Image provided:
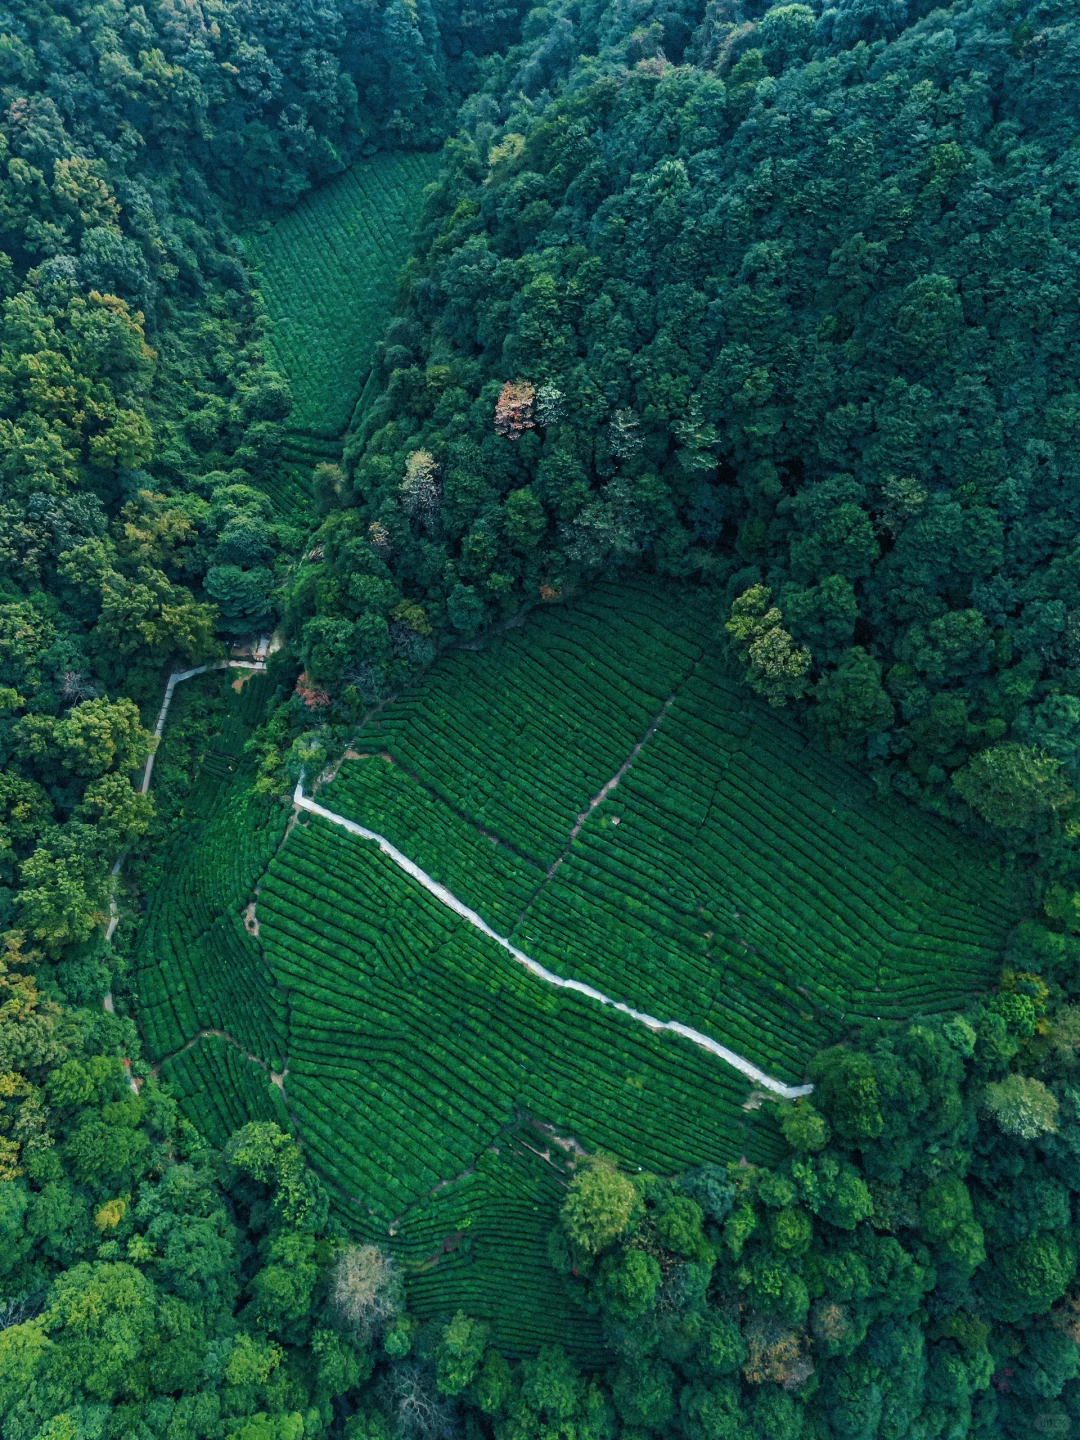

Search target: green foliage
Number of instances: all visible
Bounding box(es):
[474,1347,512,1412]
[985,1234,1077,1324]
[983,1074,1060,1140]
[224,1122,329,1232]
[17,697,151,779]
[810,648,894,755]
[612,1357,675,1429]
[248,153,443,441]
[953,744,1075,830]
[276,0,1080,836]
[779,1101,830,1154]
[17,827,112,955]
[8,2,1080,1438]
[698,1316,747,1377]
[808,1048,884,1144]
[561,1158,641,1256]
[654,1193,709,1259]
[920,1174,974,1244]
[507,1344,591,1432]
[247,1228,321,1331]
[726,586,811,708]
[594,1248,662,1321]
[434,1310,490,1395]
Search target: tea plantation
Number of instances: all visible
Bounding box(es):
[135,584,1025,1354]
[246,151,440,441]
[136,670,290,1133]
[242,150,439,517]
[10,0,1080,1426]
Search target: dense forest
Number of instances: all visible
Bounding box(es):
[4,0,1080,1437]
[303,0,1080,842]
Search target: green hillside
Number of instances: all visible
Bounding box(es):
[135,584,1024,1354]
[246,151,440,441]
[14,0,1080,1431]
[327,582,1024,1082]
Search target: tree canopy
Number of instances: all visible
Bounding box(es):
[290,0,1080,844]
[5,0,1080,1436]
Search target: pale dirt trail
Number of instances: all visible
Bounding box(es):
[293,782,814,1101]
[159,1027,287,1090]
[103,657,267,1088]
[104,658,267,943]
[107,654,814,1112]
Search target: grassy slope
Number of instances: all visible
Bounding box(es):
[244,151,439,517]
[135,671,290,1134]
[257,810,763,1358]
[330,581,1023,1082]
[135,584,1025,1357]
[247,150,440,442]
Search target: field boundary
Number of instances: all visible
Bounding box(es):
[543,690,679,884]
[292,782,814,1101]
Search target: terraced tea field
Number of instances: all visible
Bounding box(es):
[135,582,1025,1354]
[246,151,440,441]
[137,669,289,1123]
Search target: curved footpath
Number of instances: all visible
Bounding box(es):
[103,657,267,1090]
[293,782,814,1101]
[105,659,267,944]
[102,655,814,1103]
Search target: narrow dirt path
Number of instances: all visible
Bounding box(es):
[102,654,270,1093]
[158,1027,287,1091]
[553,692,677,874]
[141,657,268,794]
[293,782,813,1101]
[105,656,268,943]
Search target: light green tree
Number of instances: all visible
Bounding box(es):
[953,743,1074,828]
[561,1155,641,1254]
[726,585,811,707]
[983,1074,1059,1139]
[18,827,111,955]
[595,1248,662,1321]
[16,698,153,780]
[434,1311,490,1396]
[779,1098,831,1152]
[75,772,154,845]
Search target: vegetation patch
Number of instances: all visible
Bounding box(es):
[247,152,441,442]
[328,584,1024,1085]
[140,585,1023,1349]
[135,670,288,1069]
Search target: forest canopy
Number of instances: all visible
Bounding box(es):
[297,0,1080,842]
[3,0,1080,1438]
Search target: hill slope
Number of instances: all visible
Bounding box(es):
[135,583,1023,1352]
[247,151,441,441]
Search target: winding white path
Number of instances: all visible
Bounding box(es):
[141,658,268,794]
[107,656,814,1104]
[105,659,267,941]
[293,782,814,1100]
[103,655,268,1085]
